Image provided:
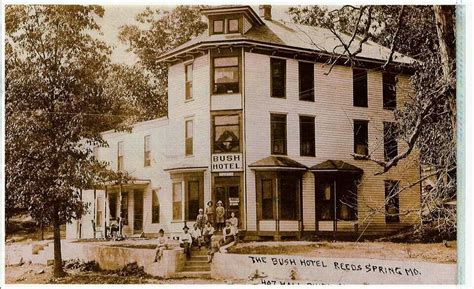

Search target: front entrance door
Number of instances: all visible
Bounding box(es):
[214,176,241,225]
[133,190,143,234]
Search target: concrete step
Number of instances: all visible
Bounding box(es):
[189,256,208,262]
[172,271,212,279]
[183,265,211,272]
[186,260,209,265]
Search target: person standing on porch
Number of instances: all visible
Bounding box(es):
[196,208,207,231]
[215,200,225,231]
[179,225,193,259]
[205,201,215,226]
[229,212,239,239]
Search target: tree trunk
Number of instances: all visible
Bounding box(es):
[433,5,455,82]
[433,5,456,143]
[40,222,44,241]
[52,209,65,277]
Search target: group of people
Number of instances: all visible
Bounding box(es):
[154,200,239,263]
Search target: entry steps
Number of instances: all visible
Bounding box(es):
[173,247,211,279]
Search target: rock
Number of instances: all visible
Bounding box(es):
[36,269,45,274]
[47,259,54,266]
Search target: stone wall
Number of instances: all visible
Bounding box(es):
[211,253,456,284]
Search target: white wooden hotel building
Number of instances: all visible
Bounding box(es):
[66,5,421,240]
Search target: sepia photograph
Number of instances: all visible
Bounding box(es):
[2,1,466,286]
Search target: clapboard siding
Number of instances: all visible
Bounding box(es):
[244,52,420,235]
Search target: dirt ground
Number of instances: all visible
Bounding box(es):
[5,263,229,284]
[229,241,457,264]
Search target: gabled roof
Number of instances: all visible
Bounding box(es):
[310,160,363,173]
[157,17,415,65]
[249,156,307,170]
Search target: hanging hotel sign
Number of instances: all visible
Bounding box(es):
[211,153,243,172]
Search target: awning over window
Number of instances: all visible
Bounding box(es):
[310,160,363,173]
[164,165,208,174]
[249,156,307,171]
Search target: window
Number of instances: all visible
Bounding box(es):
[384,122,398,161]
[354,120,368,156]
[120,192,128,225]
[213,20,224,33]
[185,120,193,156]
[172,183,183,221]
[300,116,315,156]
[261,179,273,220]
[213,57,239,94]
[316,178,333,221]
[271,114,287,155]
[228,19,239,33]
[299,62,314,101]
[383,72,397,109]
[144,135,151,167]
[258,172,301,221]
[185,63,193,100]
[353,68,368,107]
[385,180,400,223]
[279,174,299,220]
[109,193,117,219]
[96,196,103,226]
[152,190,160,223]
[271,58,286,98]
[117,141,124,171]
[213,114,240,153]
[186,180,200,220]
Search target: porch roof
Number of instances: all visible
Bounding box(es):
[310,160,363,173]
[249,156,307,171]
[164,165,208,173]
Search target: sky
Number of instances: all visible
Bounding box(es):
[97,5,294,65]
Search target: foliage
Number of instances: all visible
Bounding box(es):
[5,5,128,276]
[289,5,456,237]
[118,5,207,117]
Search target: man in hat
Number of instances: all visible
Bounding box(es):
[179,225,193,259]
[215,200,226,231]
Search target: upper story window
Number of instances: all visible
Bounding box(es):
[271,58,286,98]
[271,114,287,155]
[213,20,224,34]
[185,120,193,156]
[300,115,315,157]
[383,122,398,161]
[213,114,241,153]
[213,56,239,94]
[299,62,314,101]
[117,141,124,171]
[383,72,397,110]
[144,135,151,167]
[353,68,368,107]
[228,19,239,33]
[185,63,193,100]
[353,120,368,157]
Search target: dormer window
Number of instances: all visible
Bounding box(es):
[228,19,239,33]
[213,20,224,34]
